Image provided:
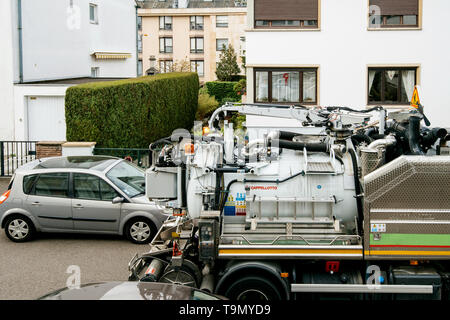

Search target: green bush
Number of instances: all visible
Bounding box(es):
[65,72,199,148]
[205,81,239,105]
[196,93,219,121]
[233,79,246,99]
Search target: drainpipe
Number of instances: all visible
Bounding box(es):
[135,4,139,77]
[18,0,23,83]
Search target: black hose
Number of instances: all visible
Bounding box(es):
[278,131,301,141]
[181,166,187,208]
[348,149,364,236]
[270,139,328,152]
[351,134,373,147]
[408,116,425,155]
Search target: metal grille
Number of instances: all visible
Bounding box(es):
[360,148,385,177]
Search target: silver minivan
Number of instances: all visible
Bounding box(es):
[0,156,169,244]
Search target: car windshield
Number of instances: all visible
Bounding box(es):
[106,161,145,198]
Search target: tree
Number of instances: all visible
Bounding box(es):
[215,44,241,81]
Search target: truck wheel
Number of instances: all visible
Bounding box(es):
[4,215,35,243]
[224,276,283,301]
[125,218,156,244]
[159,260,202,288]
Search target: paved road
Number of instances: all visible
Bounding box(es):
[0,177,148,300]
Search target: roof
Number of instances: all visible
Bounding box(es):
[16,77,129,86]
[31,156,120,172]
[140,0,247,9]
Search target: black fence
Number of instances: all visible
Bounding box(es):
[93,147,151,169]
[0,141,37,177]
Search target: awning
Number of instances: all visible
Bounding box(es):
[92,52,132,60]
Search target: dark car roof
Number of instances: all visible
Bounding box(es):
[33,156,120,172]
[39,281,223,300]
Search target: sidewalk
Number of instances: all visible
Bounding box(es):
[0,177,10,193]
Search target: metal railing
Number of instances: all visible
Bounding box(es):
[0,141,37,176]
[93,147,151,169]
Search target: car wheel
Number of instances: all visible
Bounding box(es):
[125,218,156,244]
[4,215,35,243]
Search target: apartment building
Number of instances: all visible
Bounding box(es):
[245,0,450,129]
[0,0,138,141]
[137,0,247,82]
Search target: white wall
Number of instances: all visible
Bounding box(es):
[19,0,137,82]
[0,0,16,140]
[246,0,450,128]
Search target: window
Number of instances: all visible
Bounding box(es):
[159,16,172,30]
[137,16,142,31]
[190,16,204,30]
[159,60,173,73]
[23,175,39,195]
[216,39,229,51]
[216,16,228,28]
[254,0,319,29]
[33,173,69,198]
[368,67,417,104]
[369,0,419,28]
[254,68,318,104]
[89,3,98,24]
[138,60,143,77]
[191,60,204,77]
[91,67,99,78]
[159,37,173,53]
[138,35,143,53]
[73,174,118,201]
[190,37,204,53]
[106,161,145,198]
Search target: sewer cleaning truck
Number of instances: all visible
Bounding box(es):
[128,98,450,300]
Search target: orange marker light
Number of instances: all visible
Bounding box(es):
[280,273,289,278]
[0,190,11,205]
[202,126,210,136]
[184,143,195,155]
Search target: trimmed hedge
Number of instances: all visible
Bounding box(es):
[65,72,199,148]
[205,81,239,105]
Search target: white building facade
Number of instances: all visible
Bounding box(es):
[0,0,138,141]
[245,0,450,129]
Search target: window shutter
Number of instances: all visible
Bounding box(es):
[370,0,418,16]
[254,0,318,21]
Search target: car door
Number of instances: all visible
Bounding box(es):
[24,172,73,230]
[71,173,121,232]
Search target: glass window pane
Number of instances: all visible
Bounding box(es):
[255,20,269,27]
[100,180,118,201]
[216,39,228,51]
[106,161,145,198]
[197,16,203,23]
[197,38,204,51]
[190,38,195,51]
[386,15,401,25]
[403,15,417,25]
[368,69,382,102]
[35,173,69,198]
[166,16,172,23]
[197,61,204,76]
[369,15,382,27]
[160,38,164,51]
[74,174,100,200]
[272,72,300,102]
[303,71,316,102]
[255,72,269,102]
[401,70,416,103]
[271,20,287,26]
[304,20,317,26]
[384,70,399,102]
[166,38,172,46]
[23,175,39,195]
[159,17,164,29]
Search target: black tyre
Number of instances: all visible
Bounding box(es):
[125,217,156,244]
[4,215,35,243]
[159,259,202,288]
[224,276,283,301]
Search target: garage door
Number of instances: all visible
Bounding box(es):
[27,96,66,141]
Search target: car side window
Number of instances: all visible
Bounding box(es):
[74,173,101,200]
[99,179,119,201]
[33,173,69,198]
[74,173,119,201]
[23,174,39,194]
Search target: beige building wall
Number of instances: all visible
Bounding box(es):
[139,8,247,83]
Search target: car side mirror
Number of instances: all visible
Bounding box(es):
[112,197,124,204]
